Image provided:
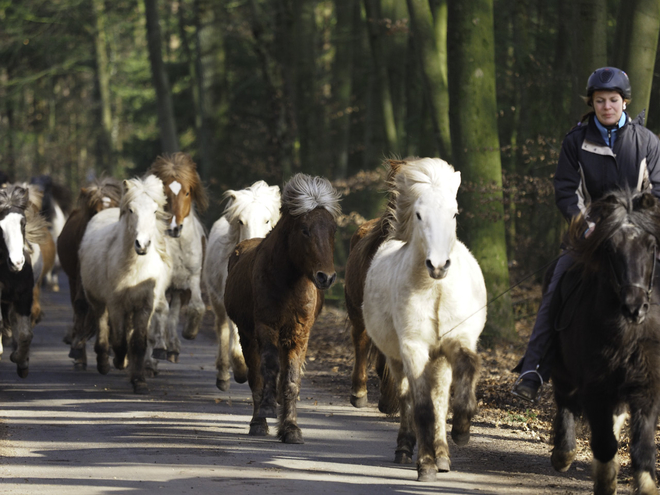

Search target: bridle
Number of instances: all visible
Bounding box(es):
[607,243,657,300]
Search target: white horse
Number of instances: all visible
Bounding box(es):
[203,180,281,391]
[79,175,172,394]
[363,158,487,482]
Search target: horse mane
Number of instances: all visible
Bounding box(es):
[0,184,49,246]
[222,180,281,224]
[78,177,123,214]
[281,173,341,219]
[148,152,209,213]
[390,157,459,242]
[566,188,660,270]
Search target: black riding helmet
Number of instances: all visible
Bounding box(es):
[586,67,632,101]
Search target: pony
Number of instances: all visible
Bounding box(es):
[29,175,72,292]
[146,153,208,369]
[59,177,123,369]
[0,184,49,377]
[549,189,660,495]
[344,158,404,411]
[362,158,487,481]
[79,176,171,394]
[224,173,340,444]
[203,180,281,391]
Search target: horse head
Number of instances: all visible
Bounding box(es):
[281,174,341,291]
[570,189,660,324]
[121,176,168,256]
[393,158,461,280]
[0,185,31,272]
[80,177,122,215]
[147,153,208,238]
[223,181,281,243]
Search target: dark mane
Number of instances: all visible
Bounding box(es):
[78,177,123,215]
[147,152,209,213]
[0,184,49,246]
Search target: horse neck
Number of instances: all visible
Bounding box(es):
[260,216,299,280]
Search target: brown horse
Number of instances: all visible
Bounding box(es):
[224,173,341,444]
[344,158,403,411]
[59,178,123,369]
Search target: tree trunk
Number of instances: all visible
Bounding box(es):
[406,0,451,161]
[614,0,660,119]
[144,0,179,153]
[448,0,514,342]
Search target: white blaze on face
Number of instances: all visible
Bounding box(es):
[102,196,111,208]
[169,181,182,196]
[0,212,25,271]
[169,215,178,229]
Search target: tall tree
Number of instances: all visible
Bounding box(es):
[448,0,514,341]
[613,0,660,119]
[144,0,179,153]
[406,0,451,161]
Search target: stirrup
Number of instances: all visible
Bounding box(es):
[511,369,544,402]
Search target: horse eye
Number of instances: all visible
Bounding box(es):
[129,208,134,214]
[186,191,190,197]
[302,227,310,237]
[265,219,270,224]
[416,212,421,220]
[453,212,458,219]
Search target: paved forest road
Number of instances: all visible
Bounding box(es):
[0,280,594,495]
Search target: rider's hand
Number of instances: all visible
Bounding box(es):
[584,221,596,238]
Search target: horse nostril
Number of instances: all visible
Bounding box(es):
[426,259,434,271]
[444,259,451,269]
[316,272,328,285]
[329,273,337,286]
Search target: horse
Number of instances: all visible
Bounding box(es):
[549,189,660,495]
[79,176,172,394]
[29,175,72,292]
[362,158,486,481]
[0,184,49,377]
[146,153,208,370]
[344,158,403,411]
[204,180,281,391]
[224,173,340,444]
[59,177,123,369]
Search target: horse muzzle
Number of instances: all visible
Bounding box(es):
[8,255,25,273]
[314,271,336,290]
[621,288,650,324]
[134,239,151,255]
[426,258,450,280]
[167,225,183,238]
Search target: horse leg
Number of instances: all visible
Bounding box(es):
[388,359,416,465]
[182,281,205,341]
[585,399,619,495]
[149,302,168,361]
[165,291,182,363]
[213,296,232,390]
[128,308,151,394]
[256,322,280,419]
[551,378,579,472]
[429,357,452,472]
[9,313,33,379]
[229,320,248,383]
[69,292,92,371]
[350,318,370,408]
[628,399,660,495]
[277,337,308,444]
[243,337,268,436]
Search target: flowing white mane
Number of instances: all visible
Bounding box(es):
[223,180,281,224]
[281,173,341,219]
[392,158,460,242]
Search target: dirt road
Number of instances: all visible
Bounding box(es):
[0,281,593,494]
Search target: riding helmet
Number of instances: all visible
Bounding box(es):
[586,67,631,100]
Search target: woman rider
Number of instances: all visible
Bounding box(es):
[512,67,660,401]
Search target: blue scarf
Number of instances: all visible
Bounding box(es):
[594,112,627,149]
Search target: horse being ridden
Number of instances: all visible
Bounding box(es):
[60,177,123,369]
[363,158,486,481]
[224,173,340,444]
[79,176,172,394]
[0,184,49,377]
[204,180,281,391]
[146,153,208,369]
[550,189,660,495]
[344,158,403,411]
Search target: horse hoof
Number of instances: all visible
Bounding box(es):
[417,465,437,482]
[16,364,29,379]
[73,362,87,372]
[166,351,179,364]
[69,347,84,360]
[451,427,470,446]
[151,348,167,361]
[132,380,150,395]
[378,396,398,415]
[233,370,248,384]
[350,394,368,408]
[113,356,126,370]
[216,378,230,392]
[436,457,451,473]
[144,367,159,378]
[97,361,111,375]
[249,421,269,436]
[394,450,413,464]
[182,327,198,340]
[280,427,304,444]
[551,449,576,472]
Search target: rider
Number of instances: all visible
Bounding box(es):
[511,67,660,401]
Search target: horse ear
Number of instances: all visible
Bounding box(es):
[122,179,133,192]
[636,191,658,210]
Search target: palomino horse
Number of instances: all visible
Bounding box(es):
[204,180,281,391]
[0,184,48,377]
[224,173,340,443]
[146,153,208,368]
[60,177,123,369]
[29,175,72,292]
[363,158,486,481]
[344,158,403,411]
[550,189,660,495]
[79,176,172,394]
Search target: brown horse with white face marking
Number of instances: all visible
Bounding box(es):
[224,173,341,444]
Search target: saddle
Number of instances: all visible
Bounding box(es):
[550,261,584,332]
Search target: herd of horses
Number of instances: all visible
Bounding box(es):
[0,155,659,494]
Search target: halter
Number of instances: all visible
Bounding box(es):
[607,244,657,300]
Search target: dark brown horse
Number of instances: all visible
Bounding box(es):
[224,173,341,444]
[58,178,123,369]
[344,158,403,411]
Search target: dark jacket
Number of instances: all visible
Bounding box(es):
[554,112,660,222]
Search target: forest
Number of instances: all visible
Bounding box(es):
[1,0,659,341]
